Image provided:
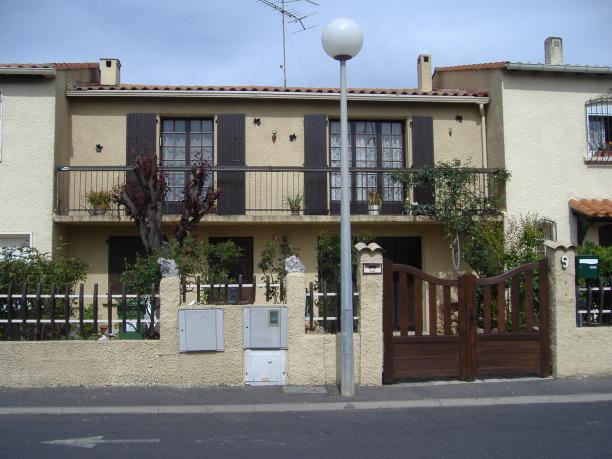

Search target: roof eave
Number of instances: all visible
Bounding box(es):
[506,62,612,75]
[65,89,489,104]
[0,67,56,78]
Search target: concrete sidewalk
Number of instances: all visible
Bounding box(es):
[1,376,612,414]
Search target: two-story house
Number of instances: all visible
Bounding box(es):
[434,37,612,248]
[2,56,502,290]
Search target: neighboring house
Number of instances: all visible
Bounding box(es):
[43,56,498,288]
[434,37,612,247]
[0,62,98,253]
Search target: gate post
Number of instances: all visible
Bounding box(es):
[458,274,477,381]
[356,242,384,386]
[545,241,576,377]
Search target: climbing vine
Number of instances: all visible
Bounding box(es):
[391,160,511,270]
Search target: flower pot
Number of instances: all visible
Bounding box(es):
[290,208,300,216]
[88,207,108,216]
[368,205,380,216]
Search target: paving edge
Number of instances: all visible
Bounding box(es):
[1,393,612,415]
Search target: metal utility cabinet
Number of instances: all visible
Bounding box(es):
[243,307,288,385]
[178,308,224,352]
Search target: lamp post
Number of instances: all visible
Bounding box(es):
[322,17,363,397]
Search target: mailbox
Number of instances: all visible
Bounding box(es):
[243,307,288,349]
[576,255,599,280]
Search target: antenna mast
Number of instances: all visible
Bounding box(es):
[257,0,318,87]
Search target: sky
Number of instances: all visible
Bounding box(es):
[1,0,611,88]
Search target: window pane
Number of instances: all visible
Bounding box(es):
[382,123,391,135]
[392,123,402,135]
[191,120,202,132]
[175,120,186,132]
[190,133,202,146]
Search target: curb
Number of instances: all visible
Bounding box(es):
[1,392,612,415]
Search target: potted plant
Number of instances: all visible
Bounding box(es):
[287,194,303,216]
[367,190,383,215]
[87,190,112,215]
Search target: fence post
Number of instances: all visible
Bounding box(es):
[545,241,576,377]
[284,255,306,385]
[158,258,181,350]
[355,242,384,386]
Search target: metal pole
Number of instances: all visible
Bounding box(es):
[339,58,354,396]
[281,0,287,87]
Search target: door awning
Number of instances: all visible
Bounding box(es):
[569,199,612,245]
[569,199,612,220]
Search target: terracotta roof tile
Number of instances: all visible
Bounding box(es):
[435,62,509,73]
[0,63,98,70]
[71,83,487,97]
[569,199,612,218]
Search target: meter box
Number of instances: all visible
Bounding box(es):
[244,349,287,386]
[178,308,224,352]
[243,307,288,349]
[576,256,599,280]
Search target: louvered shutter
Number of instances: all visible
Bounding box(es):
[217,114,246,215]
[411,116,434,205]
[303,114,328,215]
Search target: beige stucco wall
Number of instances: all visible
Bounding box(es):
[434,69,505,169]
[501,74,612,244]
[548,244,612,377]
[63,220,455,291]
[0,265,376,387]
[0,76,56,253]
[66,97,484,168]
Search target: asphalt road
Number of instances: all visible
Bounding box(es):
[2,402,611,458]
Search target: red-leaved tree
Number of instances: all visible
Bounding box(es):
[175,160,222,245]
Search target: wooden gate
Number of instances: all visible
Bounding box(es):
[382,259,550,383]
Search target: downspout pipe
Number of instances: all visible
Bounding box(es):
[479,103,488,169]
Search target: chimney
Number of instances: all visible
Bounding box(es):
[99,58,121,85]
[544,37,563,65]
[417,54,432,92]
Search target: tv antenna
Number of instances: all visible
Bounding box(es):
[257,0,318,87]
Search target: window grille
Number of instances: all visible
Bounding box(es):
[586,96,612,160]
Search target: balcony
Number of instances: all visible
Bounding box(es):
[54,165,506,223]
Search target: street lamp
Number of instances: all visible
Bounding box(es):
[322,17,363,397]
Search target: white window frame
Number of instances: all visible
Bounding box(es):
[0,232,32,249]
[585,96,612,160]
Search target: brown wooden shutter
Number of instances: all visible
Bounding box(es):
[126,113,157,164]
[217,114,246,215]
[303,114,328,215]
[411,116,434,205]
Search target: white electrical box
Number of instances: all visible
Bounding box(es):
[244,349,286,386]
[178,308,224,352]
[243,307,288,349]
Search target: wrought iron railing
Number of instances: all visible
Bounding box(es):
[54,165,507,216]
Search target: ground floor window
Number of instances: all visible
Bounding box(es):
[0,233,31,249]
[208,237,253,281]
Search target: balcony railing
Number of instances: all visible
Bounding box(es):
[54,165,506,217]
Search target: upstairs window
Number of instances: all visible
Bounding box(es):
[586,97,612,160]
[329,120,404,213]
[161,119,213,202]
